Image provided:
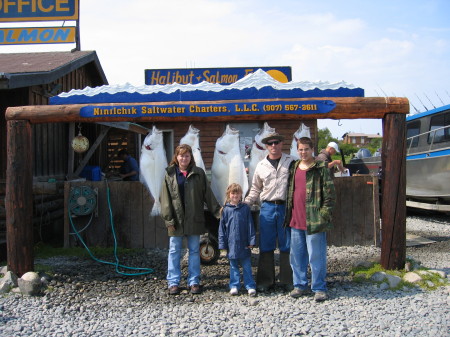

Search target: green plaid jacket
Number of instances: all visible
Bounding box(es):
[284,160,336,234]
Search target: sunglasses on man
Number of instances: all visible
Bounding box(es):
[266,141,280,146]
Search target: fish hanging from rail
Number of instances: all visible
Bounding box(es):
[140,125,168,216]
[179,125,206,172]
[211,125,248,205]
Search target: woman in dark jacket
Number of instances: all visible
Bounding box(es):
[160,144,221,295]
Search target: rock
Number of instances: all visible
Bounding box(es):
[0,271,19,294]
[405,262,412,272]
[353,260,375,269]
[249,299,259,306]
[425,280,435,288]
[379,282,389,290]
[18,271,42,296]
[403,272,422,283]
[371,271,387,282]
[0,282,11,293]
[0,271,18,288]
[0,265,9,275]
[428,269,447,278]
[386,274,402,288]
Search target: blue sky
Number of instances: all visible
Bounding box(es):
[2,0,449,138]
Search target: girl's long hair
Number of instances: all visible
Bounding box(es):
[220,183,243,216]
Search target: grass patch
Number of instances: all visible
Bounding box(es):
[34,243,143,260]
[34,263,54,275]
[351,260,448,291]
[417,271,449,290]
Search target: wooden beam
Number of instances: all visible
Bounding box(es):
[5,97,409,124]
[380,113,407,270]
[96,122,150,135]
[6,120,34,276]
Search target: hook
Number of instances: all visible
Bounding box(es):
[338,120,342,126]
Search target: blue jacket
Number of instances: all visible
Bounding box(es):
[218,202,256,259]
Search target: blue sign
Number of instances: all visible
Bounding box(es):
[145,67,292,85]
[80,100,335,119]
[0,0,79,22]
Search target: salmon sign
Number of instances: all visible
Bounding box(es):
[0,26,75,44]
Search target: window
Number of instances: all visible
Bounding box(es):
[406,120,420,148]
[428,111,450,144]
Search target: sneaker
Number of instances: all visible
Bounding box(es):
[229,287,239,296]
[314,291,328,302]
[248,288,256,297]
[290,287,308,298]
[190,284,202,294]
[168,285,180,295]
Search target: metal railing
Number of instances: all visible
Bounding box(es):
[407,124,450,155]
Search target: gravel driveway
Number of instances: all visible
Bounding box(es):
[1,212,449,336]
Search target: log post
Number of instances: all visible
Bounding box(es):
[380,113,406,269]
[6,120,34,276]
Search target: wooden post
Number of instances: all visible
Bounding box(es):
[6,120,34,276]
[380,113,406,269]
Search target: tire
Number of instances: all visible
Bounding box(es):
[199,238,220,265]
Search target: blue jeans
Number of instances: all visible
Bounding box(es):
[229,256,256,290]
[259,202,290,253]
[167,235,200,288]
[290,228,327,292]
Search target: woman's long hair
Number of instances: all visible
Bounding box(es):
[169,144,196,170]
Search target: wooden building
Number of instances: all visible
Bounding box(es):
[0,51,108,254]
[342,132,383,148]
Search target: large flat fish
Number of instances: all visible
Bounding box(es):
[248,122,275,185]
[211,125,248,205]
[140,125,168,216]
[179,125,206,172]
[290,123,311,160]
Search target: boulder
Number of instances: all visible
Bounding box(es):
[371,271,387,282]
[18,271,42,296]
[0,271,18,293]
[386,274,402,288]
[403,272,422,283]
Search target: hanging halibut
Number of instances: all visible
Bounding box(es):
[211,125,248,205]
[179,125,206,172]
[290,123,311,160]
[140,125,168,216]
[248,122,275,185]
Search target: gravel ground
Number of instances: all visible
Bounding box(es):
[1,212,449,337]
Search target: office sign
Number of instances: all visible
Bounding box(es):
[0,0,79,22]
[0,26,75,44]
[145,66,292,85]
[79,100,335,119]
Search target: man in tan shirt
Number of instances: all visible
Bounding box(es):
[245,132,294,292]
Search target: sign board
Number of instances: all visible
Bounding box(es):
[79,100,335,119]
[0,0,79,22]
[145,67,292,85]
[0,26,75,44]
